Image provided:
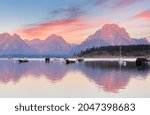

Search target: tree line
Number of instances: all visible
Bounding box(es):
[76,45,150,57]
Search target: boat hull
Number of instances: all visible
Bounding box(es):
[18,60,29,63]
[65,60,75,64]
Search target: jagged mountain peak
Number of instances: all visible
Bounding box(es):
[12,33,21,38]
[86,24,131,45]
[45,34,69,45]
[101,24,130,38]
[0,33,11,40]
[0,32,10,35]
[102,24,122,30]
[25,34,71,56]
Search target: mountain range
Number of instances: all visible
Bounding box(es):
[0,24,149,57]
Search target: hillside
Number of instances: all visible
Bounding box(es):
[75,45,150,58]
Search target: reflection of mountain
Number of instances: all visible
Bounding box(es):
[0,60,149,93]
[75,61,150,93]
[0,61,69,83]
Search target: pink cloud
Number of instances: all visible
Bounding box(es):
[17,19,84,39]
[131,9,150,20]
[17,17,113,43]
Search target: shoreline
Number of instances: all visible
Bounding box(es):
[0,57,137,62]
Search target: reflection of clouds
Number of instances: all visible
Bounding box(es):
[0,61,69,84]
[76,61,150,93]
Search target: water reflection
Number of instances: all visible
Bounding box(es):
[0,61,69,83]
[76,61,150,93]
[0,60,150,93]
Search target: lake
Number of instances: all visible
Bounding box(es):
[0,58,150,98]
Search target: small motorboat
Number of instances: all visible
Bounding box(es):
[77,58,84,62]
[18,58,29,63]
[65,59,76,64]
[136,57,148,66]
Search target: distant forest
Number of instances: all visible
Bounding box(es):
[76,45,150,57]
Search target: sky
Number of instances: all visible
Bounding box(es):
[0,0,150,44]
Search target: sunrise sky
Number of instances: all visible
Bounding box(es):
[0,0,150,44]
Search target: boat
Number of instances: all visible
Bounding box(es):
[77,58,84,62]
[18,58,29,63]
[65,59,76,64]
[45,58,50,63]
[136,57,148,66]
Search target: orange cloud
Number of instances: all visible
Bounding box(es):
[131,9,150,20]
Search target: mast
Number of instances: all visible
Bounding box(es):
[119,36,122,80]
[119,36,122,64]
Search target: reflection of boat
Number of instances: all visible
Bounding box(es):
[65,59,76,64]
[8,58,13,60]
[18,58,29,63]
[77,58,84,62]
[136,57,148,66]
[53,58,61,62]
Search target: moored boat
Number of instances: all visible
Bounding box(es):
[18,58,29,63]
[136,57,148,66]
[45,58,50,63]
[65,59,76,64]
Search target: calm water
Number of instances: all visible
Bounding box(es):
[0,59,150,97]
